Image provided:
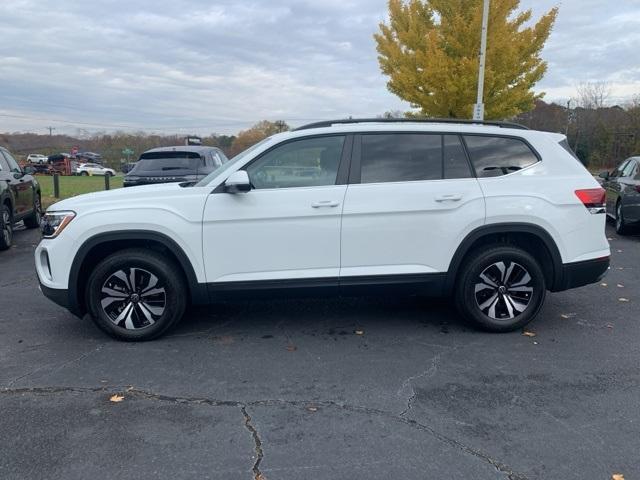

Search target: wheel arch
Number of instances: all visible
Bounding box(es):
[445,223,563,295]
[68,230,208,316]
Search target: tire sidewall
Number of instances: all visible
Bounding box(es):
[457,247,546,332]
[86,251,186,341]
[0,204,12,250]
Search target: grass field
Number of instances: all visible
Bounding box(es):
[38,175,123,208]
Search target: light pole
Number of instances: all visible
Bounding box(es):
[473,0,490,121]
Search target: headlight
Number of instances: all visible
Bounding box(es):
[41,211,76,238]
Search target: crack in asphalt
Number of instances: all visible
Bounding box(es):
[0,385,528,480]
[241,406,265,480]
[397,352,442,417]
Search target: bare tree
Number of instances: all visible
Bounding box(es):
[575,81,612,109]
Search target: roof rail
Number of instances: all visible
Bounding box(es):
[294,117,529,131]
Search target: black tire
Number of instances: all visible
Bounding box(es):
[86,248,187,341]
[106,171,113,177]
[23,194,42,229]
[455,245,546,332]
[615,201,631,235]
[80,171,88,176]
[0,204,13,251]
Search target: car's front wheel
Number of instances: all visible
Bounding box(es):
[0,204,13,251]
[23,195,42,229]
[615,201,631,235]
[455,245,546,332]
[86,249,187,341]
[80,171,88,176]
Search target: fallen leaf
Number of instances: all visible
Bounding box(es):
[612,474,625,480]
[607,237,613,241]
[561,313,576,319]
[600,283,608,287]
[617,267,624,270]
[617,249,623,253]
[355,330,364,335]
[533,341,538,345]
[306,405,318,412]
[618,298,630,303]
[109,394,125,403]
[606,323,614,329]
[286,344,297,352]
[522,331,537,337]
[617,284,624,288]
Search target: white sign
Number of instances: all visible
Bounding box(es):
[473,103,485,121]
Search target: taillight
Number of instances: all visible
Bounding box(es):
[575,188,606,214]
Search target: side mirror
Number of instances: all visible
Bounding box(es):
[224,170,251,193]
[13,171,24,179]
[598,171,609,180]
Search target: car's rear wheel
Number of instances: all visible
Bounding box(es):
[86,249,187,341]
[23,195,42,229]
[0,204,13,251]
[455,245,546,332]
[80,171,88,176]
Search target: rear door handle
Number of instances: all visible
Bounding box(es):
[311,200,340,208]
[435,194,463,202]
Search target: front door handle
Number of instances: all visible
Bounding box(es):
[435,194,463,202]
[311,200,340,208]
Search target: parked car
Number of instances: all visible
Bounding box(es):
[77,152,103,163]
[76,163,115,176]
[123,146,227,187]
[1,147,42,250]
[27,154,48,164]
[600,156,640,234]
[36,118,610,341]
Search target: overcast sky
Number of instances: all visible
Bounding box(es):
[1,0,639,135]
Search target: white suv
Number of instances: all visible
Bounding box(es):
[76,163,116,176]
[35,119,610,341]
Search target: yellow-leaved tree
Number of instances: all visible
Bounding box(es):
[374,0,558,119]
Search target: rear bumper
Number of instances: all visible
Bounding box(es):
[552,256,610,292]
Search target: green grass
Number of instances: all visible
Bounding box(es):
[38,175,123,208]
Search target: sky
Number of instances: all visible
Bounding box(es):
[1,0,639,136]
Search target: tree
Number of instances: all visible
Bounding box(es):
[374,0,558,119]
[229,120,289,157]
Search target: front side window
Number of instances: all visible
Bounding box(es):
[621,159,636,178]
[247,136,345,189]
[360,134,441,183]
[611,160,630,178]
[463,135,539,178]
[2,150,21,173]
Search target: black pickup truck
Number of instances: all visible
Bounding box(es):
[0,146,42,250]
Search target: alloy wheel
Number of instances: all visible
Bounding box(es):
[474,261,533,320]
[100,267,166,330]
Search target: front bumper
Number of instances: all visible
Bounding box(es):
[552,256,610,292]
[38,281,83,317]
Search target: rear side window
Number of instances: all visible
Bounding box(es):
[360,134,442,183]
[444,135,473,179]
[463,135,539,178]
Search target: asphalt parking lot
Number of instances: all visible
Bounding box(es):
[1,225,638,480]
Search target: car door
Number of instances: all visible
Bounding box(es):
[202,134,350,288]
[340,133,485,284]
[1,149,33,217]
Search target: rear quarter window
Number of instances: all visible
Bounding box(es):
[463,135,539,178]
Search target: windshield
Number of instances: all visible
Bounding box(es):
[132,152,203,173]
[195,137,273,186]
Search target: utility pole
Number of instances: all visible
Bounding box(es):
[47,126,55,136]
[565,99,571,135]
[473,0,490,121]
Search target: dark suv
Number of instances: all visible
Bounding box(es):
[123,146,228,187]
[600,156,640,235]
[0,146,42,250]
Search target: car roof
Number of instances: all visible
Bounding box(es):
[274,121,560,144]
[143,145,221,155]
